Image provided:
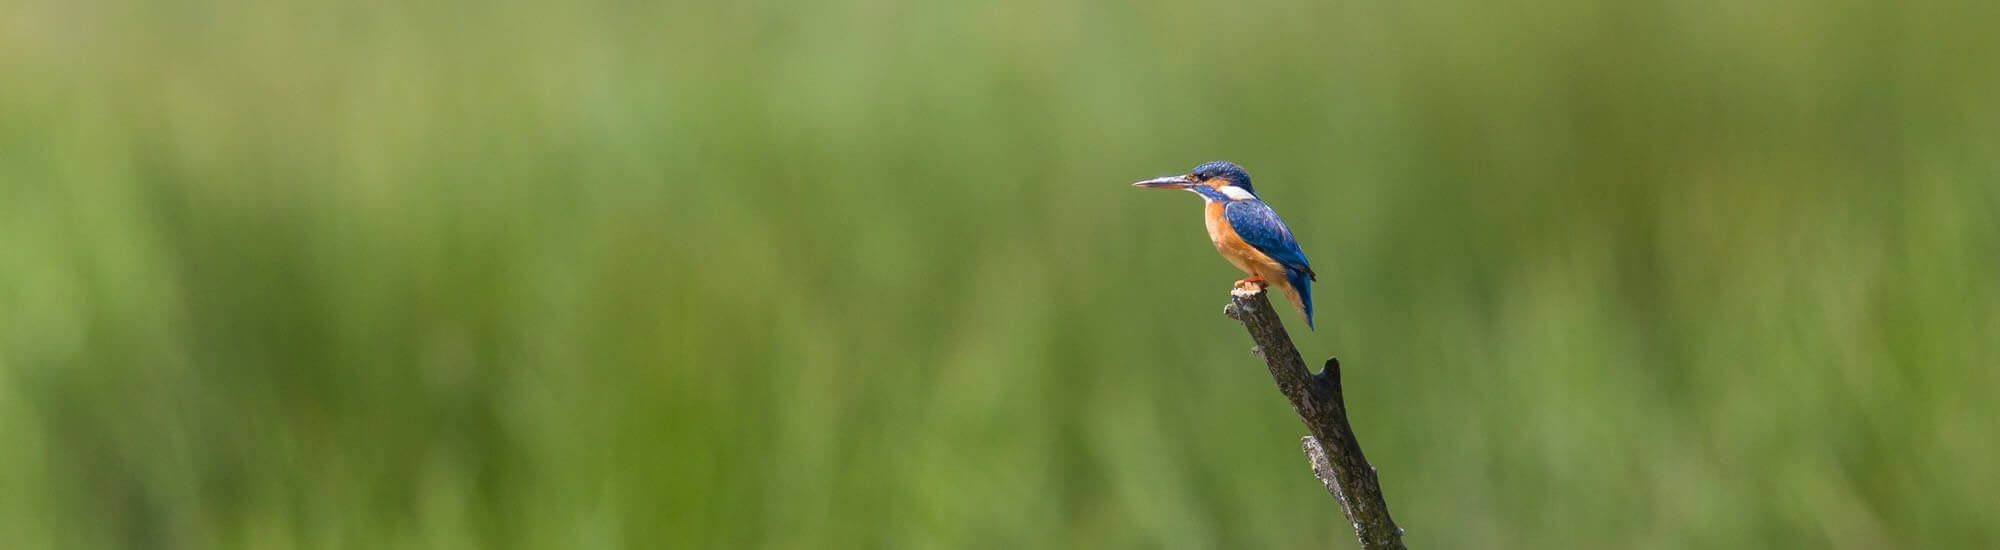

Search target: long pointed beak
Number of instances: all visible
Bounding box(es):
[1132,174,1197,189]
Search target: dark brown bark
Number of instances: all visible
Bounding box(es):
[1224,288,1406,550]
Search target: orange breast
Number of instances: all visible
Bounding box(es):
[1204,202,1288,282]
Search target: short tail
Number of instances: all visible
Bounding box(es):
[1279,268,1315,330]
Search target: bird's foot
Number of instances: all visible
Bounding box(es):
[1231,276,1266,297]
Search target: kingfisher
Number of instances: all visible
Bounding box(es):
[1134,161,1318,329]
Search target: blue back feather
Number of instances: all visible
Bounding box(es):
[1224,200,1316,328]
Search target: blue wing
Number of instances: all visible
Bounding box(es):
[1226,199,1317,328]
[1223,200,1314,276]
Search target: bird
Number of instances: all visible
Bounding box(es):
[1133,161,1318,329]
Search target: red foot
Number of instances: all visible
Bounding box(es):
[1233,275,1267,290]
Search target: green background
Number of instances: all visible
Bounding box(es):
[3,0,1996,548]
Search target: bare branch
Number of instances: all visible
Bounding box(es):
[1224,288,1406,550]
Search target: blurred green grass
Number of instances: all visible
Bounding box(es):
[3,0,1997,548]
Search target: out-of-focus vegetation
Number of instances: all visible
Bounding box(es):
[3,0,1996,548]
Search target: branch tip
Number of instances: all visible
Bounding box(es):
[1317,356,1341,380]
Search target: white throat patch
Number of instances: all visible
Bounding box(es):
[1218,185,1257,201]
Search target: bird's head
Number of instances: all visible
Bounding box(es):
[1132,160,1257,202]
